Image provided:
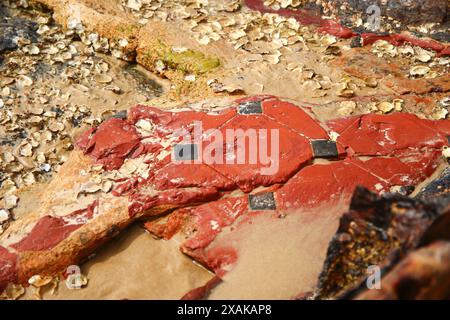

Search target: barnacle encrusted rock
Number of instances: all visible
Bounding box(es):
[316,187,440,299]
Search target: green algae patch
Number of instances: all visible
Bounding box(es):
[146,40,221,75]
[116,24,139,36]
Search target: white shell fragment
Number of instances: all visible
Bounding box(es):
[377,102,394,114]
[0,209,10,223]
[410,66,430,77]
[3,194,19,210]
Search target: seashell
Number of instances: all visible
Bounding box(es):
[393,99,404,111]
[3,194,19,210]
[23,172,36,185]
[20,143,33,157]
[2,152,15,164]
[28,45,40,55]
[321,35,337,46]
[410,66,430,77]
[17,75,33,87]
[48,121,65,132]
[28,275,53,287]
[377,101,394,114]
[0,209,10,223]
[102,180,113,193]
[135,119,154,135]
[337,101,356,116]
[365,78,378,88]
[431,108,448,120]
[94,74,112,84]
[127,0,142,11]
[439,97,450,107]
[1,284,25,300]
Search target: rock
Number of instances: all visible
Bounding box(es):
[317,187,441,299]
[319,166,450,300]
[2,96,450,298]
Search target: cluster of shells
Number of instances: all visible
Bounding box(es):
[65,17,134,62]
[336,98,405,118]
[370,40,449,119]
[371,40,450,79]
[264,0,309,10]
[266,0,449,38]
[264,0,406,33]
[0,2,133,231]
[121,0,364,96]
[120,0,448,103]
[0,269,88,300]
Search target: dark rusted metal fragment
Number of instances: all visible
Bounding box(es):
[311,140,338,159]
[248,192,276,211]
[237,101,263,115]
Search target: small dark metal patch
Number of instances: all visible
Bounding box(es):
[311,140,338,159]
[173,144,198,161]
[249,192,276,211]
[447,136,450,145]
[237,101,263,114]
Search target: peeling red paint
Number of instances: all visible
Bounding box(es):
[128,186,221,217]
[361,33,446,52]
[11,216,81,252]
[151,163,235,191]
[327,113,449,156]
[76,96,450,231]
[182,196,249,251]
[72,96,450,278]
[2,94,450,294]
[261,99,328,139]
[139,101,450,273]
[11,201,98,252]
[208,113,312,193]
[77,118,141,170]
[80,97,338,217]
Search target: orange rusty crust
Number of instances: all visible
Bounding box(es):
[384,74,450,95]
[333,49,450,95]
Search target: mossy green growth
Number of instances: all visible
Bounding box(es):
[150,40,220,75]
